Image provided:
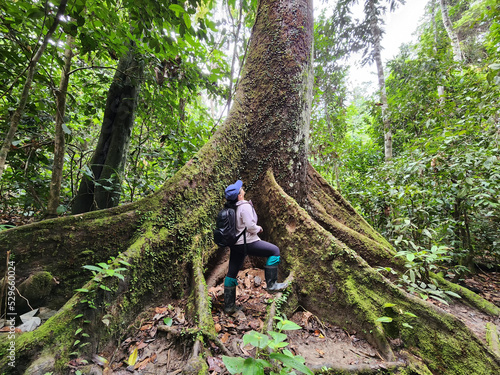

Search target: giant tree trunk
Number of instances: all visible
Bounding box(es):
[71,45,144,214]
[1,0,499,374]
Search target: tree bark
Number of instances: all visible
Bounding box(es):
[0,0,68,179]
[71,45,144,214]
[367,0,392,162]
[227,0,244,116]
[0,0,499,374]
[433,0,446,104]
[47,35,74,217]
[439,0,463,62]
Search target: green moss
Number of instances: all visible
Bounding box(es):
[434,274,500,316]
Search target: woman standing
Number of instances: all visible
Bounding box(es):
[223,180,288,314]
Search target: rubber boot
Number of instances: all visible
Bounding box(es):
[264,266,288,293]
[223,286,242,314]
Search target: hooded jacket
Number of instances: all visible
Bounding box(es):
[235,200,262,245]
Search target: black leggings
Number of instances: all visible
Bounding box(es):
[227,240,280,279]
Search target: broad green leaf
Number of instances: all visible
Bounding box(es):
[163,317,173,326]
[169,4,185,16]
[376,316,393,323]
[268,331,287,343]
[243,330,269,349]
[269,353,313,375]
[276,319,302,331]
[383,303,396,308]
[83,265,103,272]
[183,13,191,29]
[222,356,246,374]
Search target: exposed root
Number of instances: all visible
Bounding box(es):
[309,361,405,373]
[264,272,295,333]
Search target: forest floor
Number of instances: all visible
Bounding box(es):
[1,213,499,374]
[76,265,499,374]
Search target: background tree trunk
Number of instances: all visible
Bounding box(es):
[439,0,463,62]
[71,45,144,214]
[367,0,392,162]
[0,0,68,179]
[47,35,74,217]
[0,0,498,374]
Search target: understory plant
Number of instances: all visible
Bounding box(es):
[222,317,313,375]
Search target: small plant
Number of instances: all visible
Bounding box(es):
[222,317,313,375]
[376,302,417,329]
[393,238,461,304]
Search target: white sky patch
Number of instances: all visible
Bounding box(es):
[346,0,428,92]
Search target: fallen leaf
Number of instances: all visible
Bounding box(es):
[92,354,109,367]
[214,323,222,333]
[149,326,157,338]
[127,348,138,366]
[155,307,169,314]
[136,341,148,350]
[315,349,325,357]
[221,332,230,344]
[207,356,224,372]
[134,357,151,370]
[140,323,153,331]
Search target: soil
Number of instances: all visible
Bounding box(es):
[81,267,499,375]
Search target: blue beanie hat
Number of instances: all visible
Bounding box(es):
[225,180,243,201]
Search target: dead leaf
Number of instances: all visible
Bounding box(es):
[221,332,230,344]
[136,341,148,350]
[140,323,153,331]
[134,357,151,370]
[315,349,325,357]
[249,319,263,331]
[149,326,158,338]
[214,323,222,333]
[207,356,224,372]
[155,307,169,314]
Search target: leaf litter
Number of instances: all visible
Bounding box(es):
[88,267,399,374]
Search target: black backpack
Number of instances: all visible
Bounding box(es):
[213,202,246,247]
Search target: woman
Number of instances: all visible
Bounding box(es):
[223,180,288,314]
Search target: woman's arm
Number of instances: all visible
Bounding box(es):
[239,203,262,234]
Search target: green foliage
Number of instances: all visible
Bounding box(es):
[311,0,500,285]
[0,0,231,217]
[376,302,418,330]
[222,317,312,375]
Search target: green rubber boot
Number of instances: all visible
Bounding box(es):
[264,266,288,293]
[224,286,242,314]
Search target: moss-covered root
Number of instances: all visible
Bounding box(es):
[263,272,295,333]
[306,164,397,269]
[191,254,230,356]
[255,168,500,375]
[0,295,81,373]
[434,273,500,317]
